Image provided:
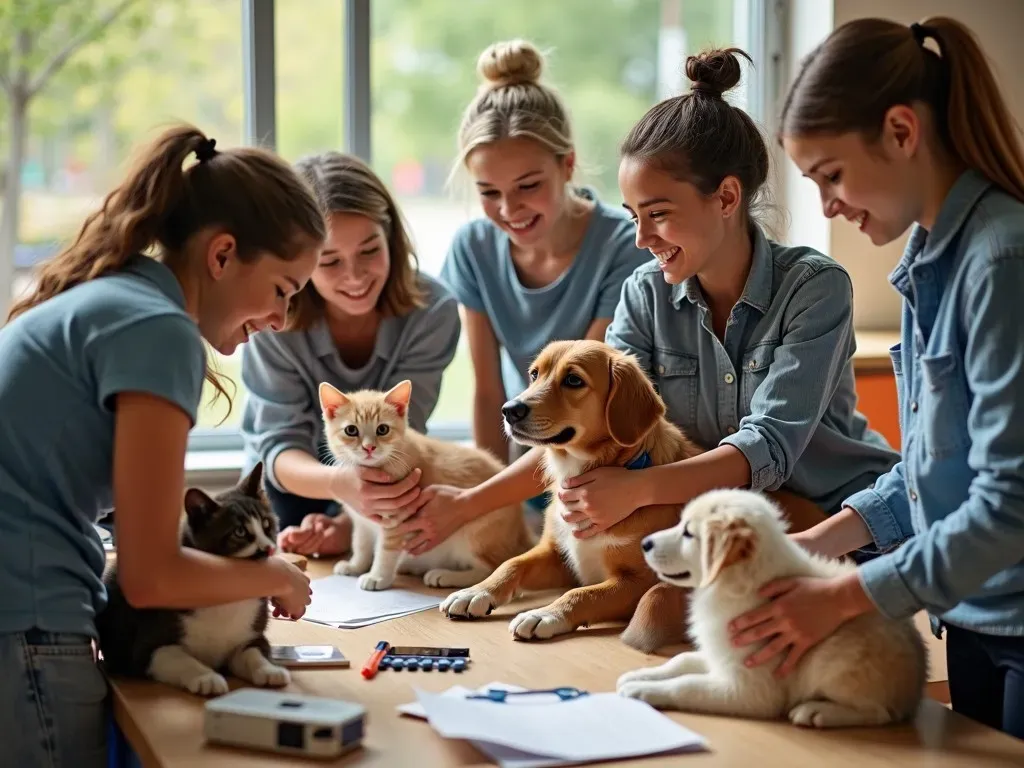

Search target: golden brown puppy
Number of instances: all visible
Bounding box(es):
[439,340,827,652]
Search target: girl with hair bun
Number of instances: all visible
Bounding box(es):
[440,40,650,462]
[398,47,900,567]
[730,17,1024,739]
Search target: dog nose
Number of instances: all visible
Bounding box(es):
[502,400,530,424]
[641,537,654,552]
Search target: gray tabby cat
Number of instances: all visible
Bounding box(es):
[96,463,290,696]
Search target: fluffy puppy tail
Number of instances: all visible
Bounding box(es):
[619,582,689,654]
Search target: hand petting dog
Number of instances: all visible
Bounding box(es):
[559,466,648,538]
[728,572,875,677]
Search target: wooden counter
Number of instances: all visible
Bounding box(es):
[108,561,1024,768]
[853,330,900,375]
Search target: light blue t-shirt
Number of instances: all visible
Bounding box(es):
[0,256,206,638]
[440,188,651,400]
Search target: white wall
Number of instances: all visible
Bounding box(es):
[779,0,1024,330]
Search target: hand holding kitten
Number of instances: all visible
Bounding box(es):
[269,556,313,620]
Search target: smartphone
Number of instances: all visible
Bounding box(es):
[387,646,470,658]
[270,645,350,668]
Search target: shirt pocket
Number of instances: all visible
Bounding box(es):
[740,346,774,408]
[917,351,970,458]
[652,349,699,426]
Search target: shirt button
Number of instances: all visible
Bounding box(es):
[911,401,918,412]
[724,373,735,384]
[657,364,665,374]
[726,426,736,434]
[910,489,918,502]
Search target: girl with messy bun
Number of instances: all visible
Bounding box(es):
[731,18,1024,738]
[560,48,900,553]
[394,39,647,549]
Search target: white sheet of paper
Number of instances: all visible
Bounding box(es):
[413,686,707,766]
[397,682,526,719]
[301,575,440,628]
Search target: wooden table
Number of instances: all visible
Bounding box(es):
[109,561,1024,767]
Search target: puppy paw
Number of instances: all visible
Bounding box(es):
[509,609,572,641]
[185,670,229,697]
[440,587,496,619]
[617,681,674,709]
[333,559,370,577]
[358,573,394,591]
[616,667,667,688]
[252,663,291,688]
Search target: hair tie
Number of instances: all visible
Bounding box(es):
[195,137,218,163]
[691,82,722,99]
[909,22,933,46]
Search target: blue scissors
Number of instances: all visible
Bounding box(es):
[467,687,589,703]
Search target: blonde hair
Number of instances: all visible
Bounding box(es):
[782,17,1024,204]
[288,151,425,331]
[453,39,575,176]
[9,122,326,410]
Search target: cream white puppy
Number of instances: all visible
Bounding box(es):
[616,489,927,728]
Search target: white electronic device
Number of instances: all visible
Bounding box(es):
[204,688,366,760]
[270,644,350,668]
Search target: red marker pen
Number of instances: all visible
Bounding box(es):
[361,641,389,680]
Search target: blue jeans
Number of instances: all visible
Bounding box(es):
[945,623,1024,740]
[0,629,109,767]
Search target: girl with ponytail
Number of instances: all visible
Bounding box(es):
[730,17,1024,740]
[0,123,326,765]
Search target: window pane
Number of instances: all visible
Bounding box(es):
[275,0,345,162]
[6,0,244,430]
[370,0,740,426]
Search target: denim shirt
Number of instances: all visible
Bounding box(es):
[240,274,461,491]
[606,224,900,531]
[847,170,1024,636]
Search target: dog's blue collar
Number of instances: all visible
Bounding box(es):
[625,450,653,471]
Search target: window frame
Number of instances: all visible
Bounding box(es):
[181,0,784,475]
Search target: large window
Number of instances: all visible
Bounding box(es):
[2,0,774,464]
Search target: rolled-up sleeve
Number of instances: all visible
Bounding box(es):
[721,267,854,491]
[857,254,1024,620]
[240,333,319,491]
[383,292,462,433]
[843,461,913,554]
[604,273,655,375]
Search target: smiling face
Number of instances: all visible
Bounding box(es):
[618,156,740,285]
[198,231,318,355]
[466,136,575,248]
[309,211,391,318]
[782,108,926,246]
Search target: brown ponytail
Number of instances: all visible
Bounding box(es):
[9,126,207,321]
[781,17,1024,204]
[9,122,327,414]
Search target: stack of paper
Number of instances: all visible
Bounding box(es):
[400,682,707,767]
[301,574,440,629]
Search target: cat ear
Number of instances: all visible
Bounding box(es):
[384,379,413,419]
[238,461,264,499]
[184,488,219,526]
[319,382,350,420]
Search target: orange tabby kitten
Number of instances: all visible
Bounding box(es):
[320,380,534,592]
